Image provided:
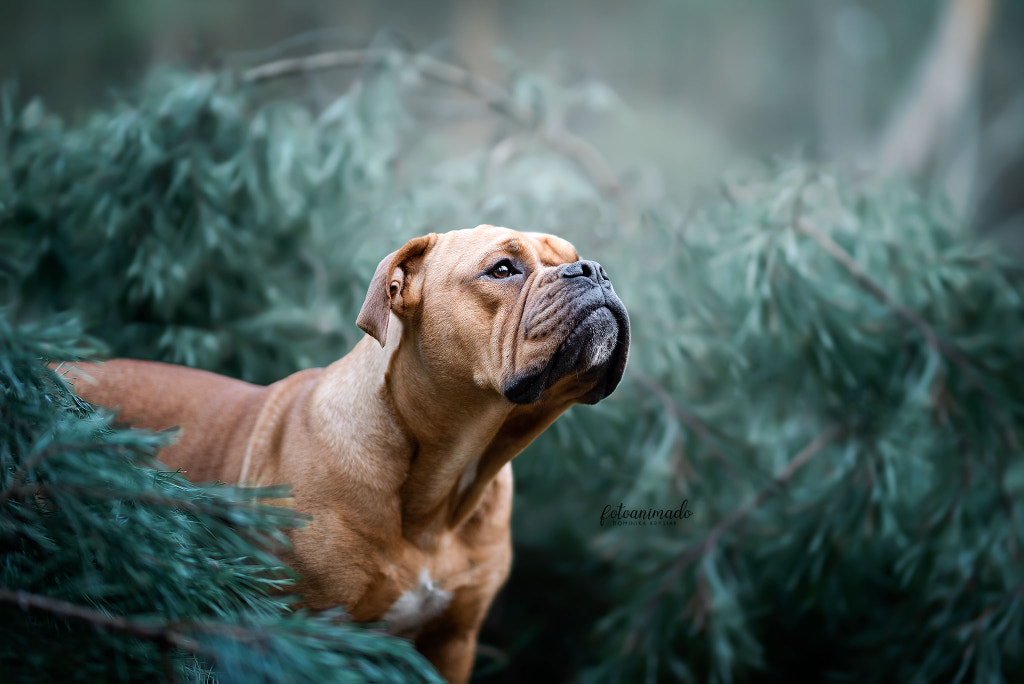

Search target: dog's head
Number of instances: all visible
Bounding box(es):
[357,225,630,406]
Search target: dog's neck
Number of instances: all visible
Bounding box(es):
[315,325,570,549]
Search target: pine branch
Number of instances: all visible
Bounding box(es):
[241,48,621,193]
[792,215,1019,450]
[632,372,752,455]
[7,55,1024,680]
[0,443,67,505]
[626,424,846,661]
[667,423,846,578]
[631,372,752,487]
[4,481,283,519]
[0,588,204,654]
[793,217,951,356]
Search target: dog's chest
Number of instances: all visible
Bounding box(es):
[371,534,487,638]
[382,567,453,636]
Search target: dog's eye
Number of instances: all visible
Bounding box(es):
[488,260,519,279]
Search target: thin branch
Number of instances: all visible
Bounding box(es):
[241,49,620,193]
[241,48,389,83]
[0,588,203,654]
[243,49,524,123]
[0,586,317,674]
[411,53,528,123]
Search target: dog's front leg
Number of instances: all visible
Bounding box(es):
[414,611,483,684]
[413,573,510,684]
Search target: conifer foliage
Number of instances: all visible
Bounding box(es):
[2,47,1024,682]
[0,314,441,682]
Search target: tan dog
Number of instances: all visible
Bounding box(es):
[63,225,629,683]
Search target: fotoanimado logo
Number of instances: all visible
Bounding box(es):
[600,500,694,527]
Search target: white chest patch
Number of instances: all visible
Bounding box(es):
[383,569,453,636]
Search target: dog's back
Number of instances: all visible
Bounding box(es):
[61,359,266,483]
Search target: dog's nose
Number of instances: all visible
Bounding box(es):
[559,260,609,284]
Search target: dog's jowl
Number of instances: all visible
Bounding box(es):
[64,224,630,684]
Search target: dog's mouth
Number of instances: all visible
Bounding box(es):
[502,293,630,405]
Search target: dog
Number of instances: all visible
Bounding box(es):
[63,225,630,683]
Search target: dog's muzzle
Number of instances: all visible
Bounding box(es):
[502,260,630,405]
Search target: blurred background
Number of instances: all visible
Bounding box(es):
[3,1,1024,682]
[2,0,1023,246]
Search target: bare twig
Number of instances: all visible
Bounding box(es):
[241,48,620,193]
[411,53,529,123]
[241,48,390,84]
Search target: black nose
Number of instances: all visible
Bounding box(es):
[558,260,609,284]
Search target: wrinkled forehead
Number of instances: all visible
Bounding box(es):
[521,231,580,265]
[435,225,579,268]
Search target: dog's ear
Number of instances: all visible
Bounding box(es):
[357,234,437,347]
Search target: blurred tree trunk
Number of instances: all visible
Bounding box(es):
[453,0,500,79]
[877,0,994,175]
